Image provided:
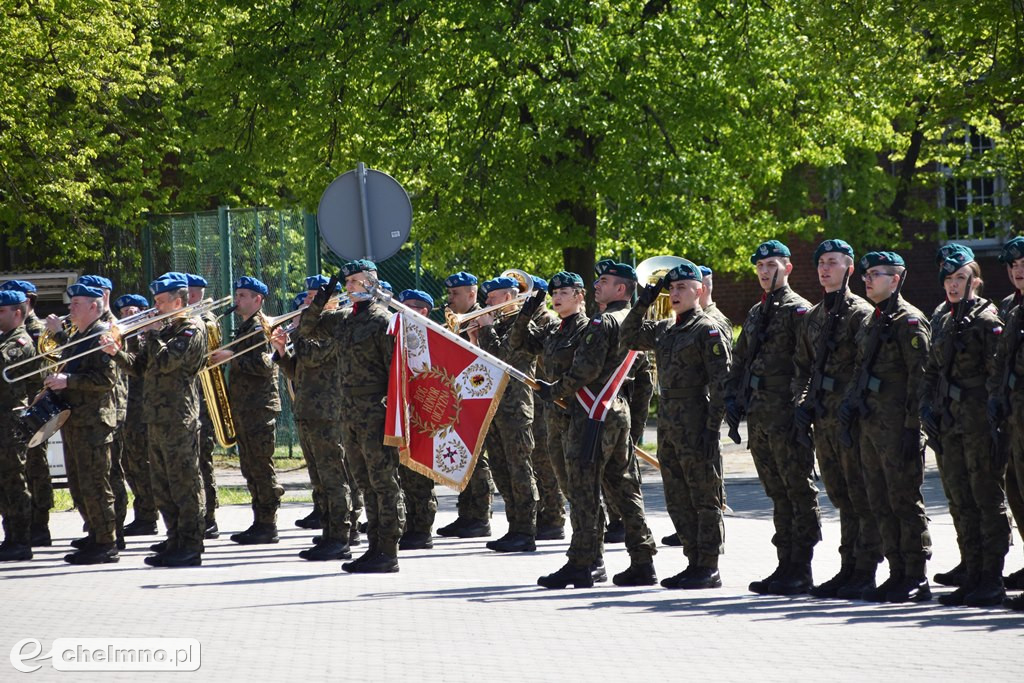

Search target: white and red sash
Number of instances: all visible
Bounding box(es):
[574,350,639,422]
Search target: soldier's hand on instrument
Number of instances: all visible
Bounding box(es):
[270,327,288,355]
[45,314,63,332]
[636,278,666,307]
[99,334,120,356]
[43,373,68,391]
[313,276,340,308]
[519,289,546,319]
[475,312,495,328]
[209,349,234,364]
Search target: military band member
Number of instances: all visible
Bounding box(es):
[840,251,933,602]
[46,283,119,564]
[622,260,731,589]
[301,260,405,573]
[211,276,284,545]
[436,271,493,539]
[187,273,220,538]
[105,273,208,567]
[0,290,37,561]
[475,275,540,553]
[0,279,51,547]
[792,240,881,599]
[725,240,821,595]
[113,294,159,537]
[272,275,354,561]
[536,260,658,589]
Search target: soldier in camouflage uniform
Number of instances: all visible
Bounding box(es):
[474,275,540,553]
[920,251,1011,607]
[436,271,493,539]
[394,289,439,551]
[536,260,658,589]
[45,283,119,564]
[622,260,731,590]
[0,280,51,547]
[725,240,821,596]
[106,273,208,567]
[792,240,882,599]
[0,290,37,561]
[112,295,158,537]
[301,260,405,573]
[272,275,354,561]
[991,236,1024,595]
[605,352,654,545]
[839,251,933,602]
[187,274,220,538]
[211,276,284,545]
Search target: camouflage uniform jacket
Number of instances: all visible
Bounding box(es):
[843,296,931,430]
[274,329,344,419]
[793,289,874,415]
[122,334,146,424]
[115,315,208,425]
[59,317,118,431]
[621,306,731,431]
[228,312,281,421]
[545,299,632,403]
[299,299,392,400]
[20,313,44,399]
[999,292,1022,322]
[510,309,589,413]
[920,299,1001,414]
[102,308,128,423]
[478,312,537,422]
[0,324,36,425]
[993,303,1024,410]
[725,285,810,407]
[703,302,734,346]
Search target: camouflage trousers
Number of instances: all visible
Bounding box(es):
[456,450,492,522]
[938,408,1010,575]
[148,420,205,553]
[487,415,538,536]
[296,418,352,542]
[400,465,437,535]
[198,405,218,522]
[748,394,821,564]
[659,400,724,569]
[341,397,405,555]
[0,423,32,544]
[561,398,656,567]
[814,409,882,571]
[62,425,116,545]
[544,409,570,491]
[109,424,128,534]
[236,416,282,525]
[120,422,157,524]
[858,397,931,576]
[532,402,565,529]
[25,442,51,529]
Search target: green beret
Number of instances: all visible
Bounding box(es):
[813,239,854,264]
[935,243,974,266]
[858,251,905,272]
[594,259,637,281]
[939,249,975,283]
[548,271,584,290]
[664,260,703,284]
[999,237,1024,264]
[751,240,791,264]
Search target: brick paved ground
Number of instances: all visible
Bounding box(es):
[3,427,1022,681]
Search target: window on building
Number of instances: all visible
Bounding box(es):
[939,128,1009,244]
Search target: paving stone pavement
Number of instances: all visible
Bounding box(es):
[3,431,1023,681]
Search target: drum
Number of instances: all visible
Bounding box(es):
[18,390,71,448]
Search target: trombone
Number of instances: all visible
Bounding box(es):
[2,296,234,384]
[444,268,534,333]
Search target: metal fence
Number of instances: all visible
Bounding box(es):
[143,207,446,454]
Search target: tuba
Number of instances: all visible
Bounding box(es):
[635,256,688,322]
[198,316,238,449]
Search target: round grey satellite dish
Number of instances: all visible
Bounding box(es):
[317,165,413,262]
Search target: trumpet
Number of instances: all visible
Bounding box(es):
[2,296,234,384]
[444,293,531,333]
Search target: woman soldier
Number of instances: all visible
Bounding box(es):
[920,248,1011,607]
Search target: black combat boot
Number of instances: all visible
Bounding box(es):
[454,518,491,538]
[1003,566,1024,590]
[398,531,434,550]
[65,543,119,565]
[30,524,51,547]
[809,563,855,599]
[0,543,32,562]
[295,505,322,530]
[300,539,352,561]
[146,548,202,567]
[862,568,904,602]
[933,562,967,587]
[591,559,608,583]
[343,551,399,574]
[604,519,626,544]
[749,562,788,594]
[671,566,723,590]
[938,571,978,607]
[204,519,220,539]
[70,533,94,550]
[662,533,683,547]
[536,524,565,541]
[1003,592,1024,610]
[538,562,594,589]
[886,575,931,603]
[661,564,697,589]
[613,561,658,587]
[769,562,813,596]
[123,519,158,536]
[341,543,379,572]
[964,571,1006,607]
[835,570,876,600]
[486,532,536,553]
[231,523,279,545]
[150,539,169,553]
